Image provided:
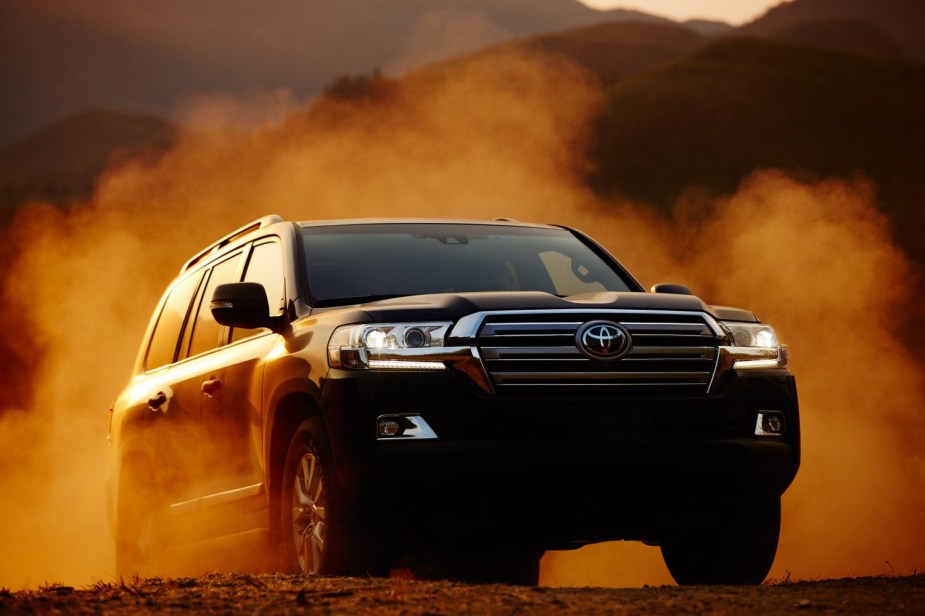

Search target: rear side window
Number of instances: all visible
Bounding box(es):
[186,254,242,358]
[145,272,203,370]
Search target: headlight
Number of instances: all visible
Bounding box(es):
[720,321,788,370]
[328,323,453,370]
[723,322,778,348]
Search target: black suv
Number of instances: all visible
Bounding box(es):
[108,215,799,585]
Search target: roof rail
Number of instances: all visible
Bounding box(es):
[493,217,519,222]
[180,214,285,273]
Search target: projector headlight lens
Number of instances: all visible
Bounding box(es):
[404,327,427,348]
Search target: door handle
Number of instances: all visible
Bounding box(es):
[201,379,223,397]
[148,391,168,411]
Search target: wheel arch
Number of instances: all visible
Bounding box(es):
[266,391,323,538]
[113,446,157,561]
[112,438,156,515]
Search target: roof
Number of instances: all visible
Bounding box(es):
[296,218,555,229]
[180,215,561,274]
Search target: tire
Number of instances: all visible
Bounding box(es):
[279,417,388,576]
[115,458,165,577]
[412,549,544,586]
[660,497,781,585]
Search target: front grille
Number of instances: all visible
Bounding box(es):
[477,311,720,395]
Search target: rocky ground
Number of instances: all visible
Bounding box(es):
[1,572,922,615]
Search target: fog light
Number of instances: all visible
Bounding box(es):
[755,411,786,436]
[376,414,438,441]
[378,419,402,438]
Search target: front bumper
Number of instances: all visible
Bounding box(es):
[318,366,800,547]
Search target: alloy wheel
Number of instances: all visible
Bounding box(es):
[291,452,326,574]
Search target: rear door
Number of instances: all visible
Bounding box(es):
[138,269,206,506]
[166,251,245,504]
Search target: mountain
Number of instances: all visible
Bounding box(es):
[0,15,714,217]
[0,0,672,147]
[767,19,907,60]
[591,36,925,264]
[742,0,925,61]
[4,0,922,237]
[0,111,176,218]
[683,20,735,36]
[527,21,706,84]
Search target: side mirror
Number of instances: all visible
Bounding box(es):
[650,283,693,295]
[211,282,274,330]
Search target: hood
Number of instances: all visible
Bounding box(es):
[351,291,724,323]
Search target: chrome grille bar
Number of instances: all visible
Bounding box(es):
[492,371,711,384]
[473,310,721,394]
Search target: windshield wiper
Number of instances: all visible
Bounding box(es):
[312,293,409,308]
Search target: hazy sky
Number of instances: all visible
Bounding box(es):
[579,0,783,24]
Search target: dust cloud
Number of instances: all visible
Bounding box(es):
[0,46,923,588]
[542,173,925,586]
[692,174,925,581]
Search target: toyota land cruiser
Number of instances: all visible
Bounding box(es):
[108,215,800,585]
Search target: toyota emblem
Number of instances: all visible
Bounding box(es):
[576,320,632,360]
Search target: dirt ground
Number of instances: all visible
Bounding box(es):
[1,573,922,615]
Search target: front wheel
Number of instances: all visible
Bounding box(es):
[280,418,389,576]
[660,497,781,585]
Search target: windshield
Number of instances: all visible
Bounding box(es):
[301,223,634,306]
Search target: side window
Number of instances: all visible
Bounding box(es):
[145,272,203,370]
[231,241,285,343]
[186,254,242,358]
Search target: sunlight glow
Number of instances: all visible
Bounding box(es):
[577,0,780,25]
